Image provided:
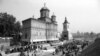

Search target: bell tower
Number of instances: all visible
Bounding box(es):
[61,17,69,40]
[63,17,69,31]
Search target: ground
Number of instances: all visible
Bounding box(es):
[0,46,62,56]
[79,38,100,56]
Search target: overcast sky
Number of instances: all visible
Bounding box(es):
[0,0,100,33]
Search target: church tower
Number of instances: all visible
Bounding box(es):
[51,13,57,23]
[61,17,69,40]
[63,17,69,31]
[40,3,50,18]
[39,3,51,22]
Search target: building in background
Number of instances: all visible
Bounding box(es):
[72,32,97,42]
[61,17,73,40]
[0,37,12,51]
[22,4,58,44]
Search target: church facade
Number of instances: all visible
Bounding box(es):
[22,4,58,43]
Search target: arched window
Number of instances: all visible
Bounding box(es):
[64,35,67,37]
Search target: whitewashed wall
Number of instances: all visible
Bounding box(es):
[31,20,46,42]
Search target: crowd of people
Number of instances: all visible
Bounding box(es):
[0,40,89,56]
[53,40,89,56]
[4,43,50,56]
[5,45,37,54]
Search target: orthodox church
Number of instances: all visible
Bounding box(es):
[22,4,58,44]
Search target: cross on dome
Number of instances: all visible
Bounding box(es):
[44,3,46,7]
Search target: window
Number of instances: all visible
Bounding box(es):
[36,32,38,36]
[40,32,41,36]
[25,33,27,39]
[64,35,67,37]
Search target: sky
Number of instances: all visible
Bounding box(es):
[0,0,100,33]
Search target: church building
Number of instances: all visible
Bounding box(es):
[22,4,58,44]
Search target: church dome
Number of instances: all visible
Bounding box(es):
[40,3,50,12]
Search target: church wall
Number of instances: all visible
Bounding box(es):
[30,20,46,42]
[46,23,58,41]
[31,28,46,42]
[22,27,31,42]
[31,19,46,29]
[22,19,31,42]
[22,19,31,29]
[22,19,58,42]
[52,24,58,40]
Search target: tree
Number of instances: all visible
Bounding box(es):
[13,21,22,42]
[0,12,22,41]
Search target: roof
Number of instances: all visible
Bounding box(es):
[64,17,69,24]
[40,3,50,12]
[22,17,58,25]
